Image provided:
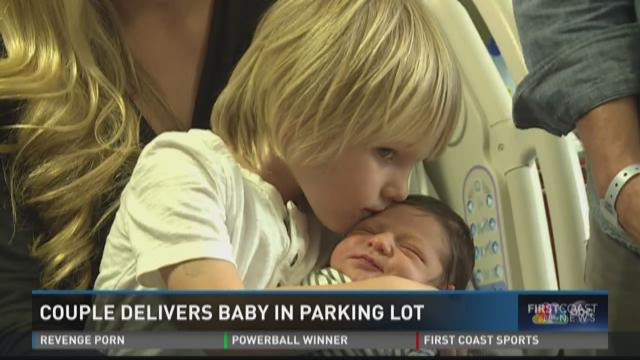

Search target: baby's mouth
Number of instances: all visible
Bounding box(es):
[351,255,383,272]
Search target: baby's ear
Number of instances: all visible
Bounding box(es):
[445,284,455,290]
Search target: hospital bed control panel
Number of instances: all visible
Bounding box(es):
[463,166,508,290]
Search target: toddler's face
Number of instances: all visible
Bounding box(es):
[289,139,431,234]
[329,204,450,287]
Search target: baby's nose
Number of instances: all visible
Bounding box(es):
[367,232,394,256]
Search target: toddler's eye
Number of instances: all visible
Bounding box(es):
[376,148,395,161]
[350,227,372,235]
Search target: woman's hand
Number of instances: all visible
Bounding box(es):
[363,275,440,291]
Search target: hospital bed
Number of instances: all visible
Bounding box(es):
[409,0,590,291]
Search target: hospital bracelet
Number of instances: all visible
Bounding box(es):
[600,164,640,232]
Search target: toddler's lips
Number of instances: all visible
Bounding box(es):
[362,208,383,219]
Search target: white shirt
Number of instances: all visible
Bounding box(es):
[95,129,329,291]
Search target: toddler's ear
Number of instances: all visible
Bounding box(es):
[445,284,455,290]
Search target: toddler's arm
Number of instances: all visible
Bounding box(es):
[160,258,243,290]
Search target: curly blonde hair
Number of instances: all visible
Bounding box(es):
[212,0,461,171]
[0,0,169,289]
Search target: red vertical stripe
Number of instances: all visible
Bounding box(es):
[415,331,420,351]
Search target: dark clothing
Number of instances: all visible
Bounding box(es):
[0,1,273,355]
[512,0,640,253]
[513,0,640,137]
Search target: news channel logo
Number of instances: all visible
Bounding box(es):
[527,301,597,325]
[518,294,607,331]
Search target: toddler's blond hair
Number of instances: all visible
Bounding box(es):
[212,0,461,170]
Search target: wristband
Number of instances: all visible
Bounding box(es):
[600,164,640,231]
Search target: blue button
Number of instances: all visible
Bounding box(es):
[470,223,477,238]
[474,247,480,259]
[491,241,500,254]
[491,282,507,290]
[481,219,488,232]
[486,194,494,208]
[474,270,483,284]
[467,200,474,214]
[489,218,496,230]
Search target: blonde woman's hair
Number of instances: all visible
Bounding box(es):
[213,0,461,171]
[0,0,168,289]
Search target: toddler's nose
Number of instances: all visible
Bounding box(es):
[381,174,410,203]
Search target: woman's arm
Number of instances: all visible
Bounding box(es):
[0,224,39,355]
[279,276,437,291]
[160,258,435,291]
[159,257,434,357]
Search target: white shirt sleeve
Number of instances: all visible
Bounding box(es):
[119,132,237,288]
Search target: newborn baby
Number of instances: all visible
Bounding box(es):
[304,194,475,290]
[302,195,475,357]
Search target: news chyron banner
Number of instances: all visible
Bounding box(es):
[32,291,607,354]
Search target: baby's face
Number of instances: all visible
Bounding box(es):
[329,204,449,287]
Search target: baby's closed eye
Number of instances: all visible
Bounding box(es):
[400,244,425,263]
